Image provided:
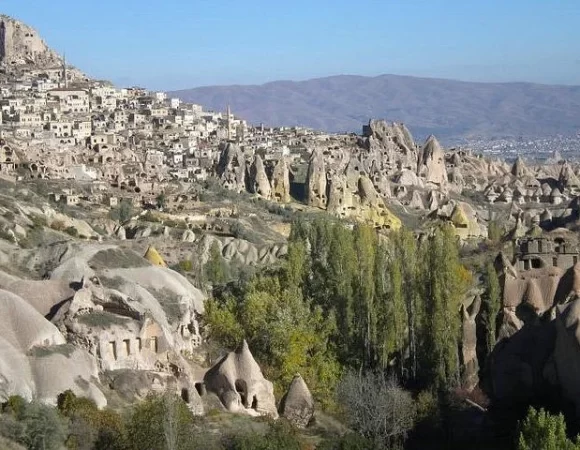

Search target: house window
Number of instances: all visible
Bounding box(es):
[553,257,558,267]
[123,339,131,356]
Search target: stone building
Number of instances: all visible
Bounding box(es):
[514,235,580,271]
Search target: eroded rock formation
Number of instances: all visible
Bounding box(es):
[279,374,314,428]
[204,340,278,418]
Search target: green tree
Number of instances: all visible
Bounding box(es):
[57,390,127,450]
[487,219,503,244]
[156,192,167,210]
[352,225,378,368]
[126,393,195,450]
[204,272,340,406]
[203,296,244,350]
[21,402,68,450]
[109,199,134,224]
[327,224,356,359]
[518,407,580,450]
[204,241,228,285]
[391,228,423,381]
[421,225,471,389]
[483,261,501,353]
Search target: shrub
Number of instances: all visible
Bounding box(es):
[64,226,79,237]
[228,420,302,450]
[30,215,47,229]
[517,407,580,450]
[178,259,193,272]
[50,220,66,232]
[336,371,416,449]
[21,402,68,450]
[126,393,195,450]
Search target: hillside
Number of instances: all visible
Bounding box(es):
[170,74,580,142]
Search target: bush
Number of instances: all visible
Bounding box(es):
[64,226,79,237]
[109,200,134,223]
[57,390,127,450]
[336,372,416,449]
[228,420,302,450]
[21,402,68,450]
[30,215,47,229]
[178,259,193,272]
[126,393,196,450]
[50,220,66,232]
[517,407,580,450]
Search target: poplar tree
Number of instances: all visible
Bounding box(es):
[484,261,501,353]
[422,225,471,389]
[353,224,378,368]
[392,228,422,381]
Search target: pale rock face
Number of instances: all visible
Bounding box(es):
[418,135,447,186]
[271,158,291,203]
[279,374,315,428]
[461,294,481,390]
[559,162,580,190]
[0,289,105,407]
[0,15,61,66]
[327,172,353,217]
[181,229,196,243]
[204,340,278,418]
[248,155,272,199]
[511,156,529,178]
[395,169,423,187]
[217,143,247,193]
[306,148,327,209]
[365,120,418,172]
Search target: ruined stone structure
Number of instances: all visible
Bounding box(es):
[514,235,579,272]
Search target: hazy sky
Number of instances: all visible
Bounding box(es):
[2,0,579,90]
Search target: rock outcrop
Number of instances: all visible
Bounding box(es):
[279,374,314,428]
[0,15,61,67]
[204,340,278,418]
[306,149,327,208]
[249,155,272,199]
[418,135,447,186]
[271,158,291,203]
[217,143,247,193]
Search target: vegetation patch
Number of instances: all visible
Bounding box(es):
[90,248,150,270]
[27,344,76,359]
[77,311,132,328]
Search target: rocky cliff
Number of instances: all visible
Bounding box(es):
[0,15,61,67]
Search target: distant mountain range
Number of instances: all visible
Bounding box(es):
[169,74,580,143]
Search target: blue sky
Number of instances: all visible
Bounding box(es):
[2,0,579,90]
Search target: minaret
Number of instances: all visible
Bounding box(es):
[61,53,68,89]
[226,105,232,141]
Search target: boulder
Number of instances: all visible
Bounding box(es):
[279,374,315,428]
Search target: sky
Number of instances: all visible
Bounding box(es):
[2,0,579,90]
